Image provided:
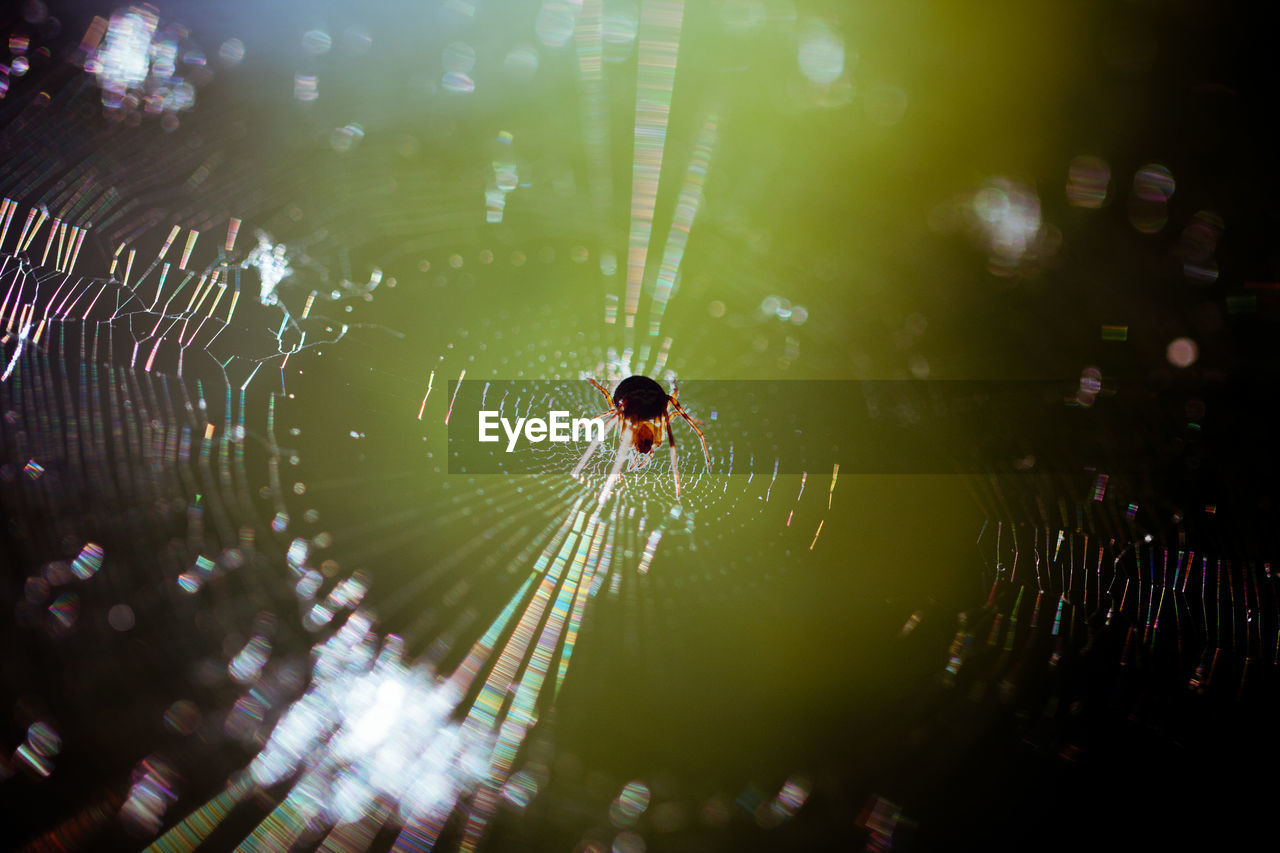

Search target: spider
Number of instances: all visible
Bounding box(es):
[578,374,711,496]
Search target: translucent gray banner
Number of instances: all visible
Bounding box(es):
[445,379,1221,475]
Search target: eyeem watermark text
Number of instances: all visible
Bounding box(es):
[478,411,608,452]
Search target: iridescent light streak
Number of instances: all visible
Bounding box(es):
[458,504,603,852]
[637,526,662,574]
[385,501,602,851]
[809,519,824,550]
[145,777,252,853]
[158,224,180,261]
[623,1,685,331]
[224,218,241,254]
[574,0,614,257]
[463,504,587,732]
[0,198,17,250]
[366,506,584,849]
[444,369,466,425]
[647,114,717,338]
[417,369,436,420]
[180,230,199,269]
[17,205,47,254]
[39,217,60,266]
[555,517,609,695]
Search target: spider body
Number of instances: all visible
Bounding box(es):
[582,374,711,496]
[610,375,670,420]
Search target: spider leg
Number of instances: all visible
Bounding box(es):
[587,377,614,407]
[668,397,711,470]
[670,382,702,416]
[670,382,703,425]
[664,412,682,497]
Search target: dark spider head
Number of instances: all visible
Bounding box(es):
[632,422,658,455]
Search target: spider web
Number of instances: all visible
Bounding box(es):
[2,4,843,851]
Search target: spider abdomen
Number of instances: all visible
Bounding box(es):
[613,375,669,420]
